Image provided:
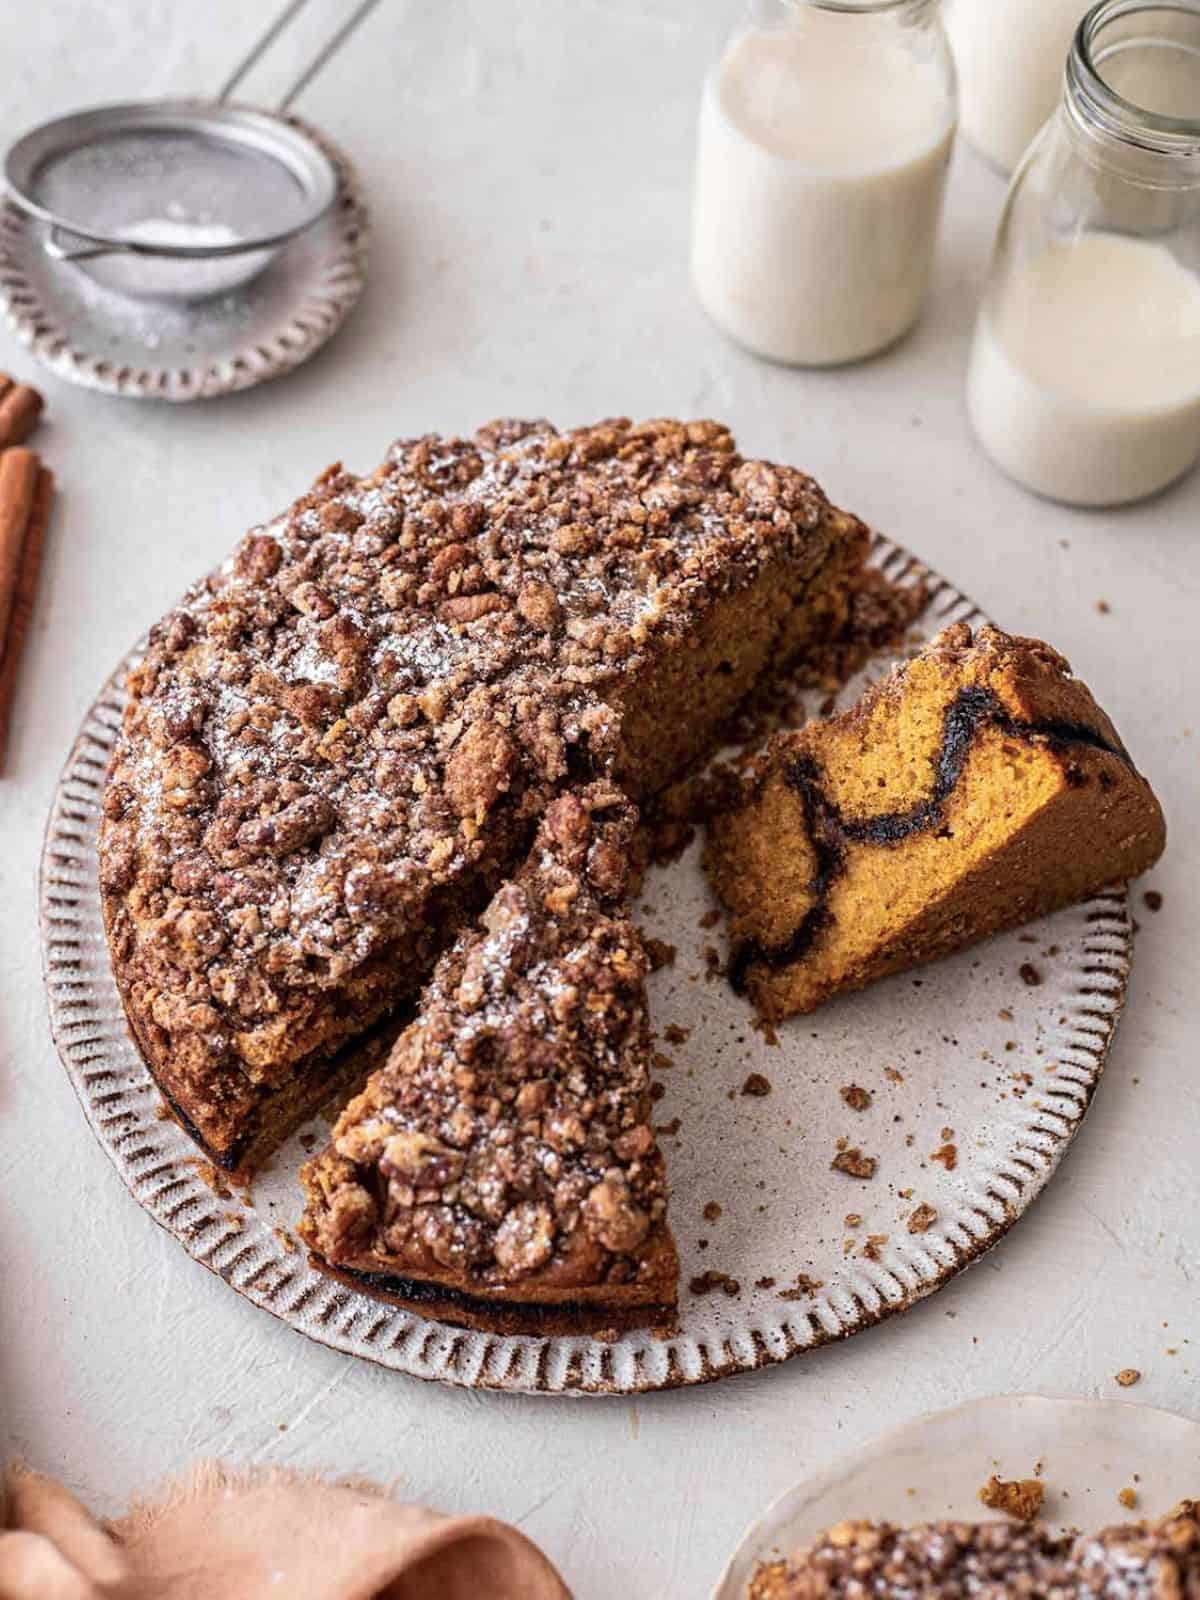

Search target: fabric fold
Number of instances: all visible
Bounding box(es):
[0,1462,571,1600]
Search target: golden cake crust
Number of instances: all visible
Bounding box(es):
[99,417,867,1169]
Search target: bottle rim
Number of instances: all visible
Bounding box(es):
[1069,0,1200,156]
[777,0,925,13]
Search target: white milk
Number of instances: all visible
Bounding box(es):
[945,0,1087,174]
[691,20,955,367]
[967,234,1200,506]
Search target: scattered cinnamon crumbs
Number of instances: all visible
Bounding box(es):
[832,1147,877,1180]
[778,1273,824,1301]
[643,937,676,972]
[979,1476,1045,1523]
[840,1083,873,1112]
[702,1201,722,1222]
[1115,1368,1142,1387]
[741,1072,772,1097]
[908,1202,938,1234]
[1119,1488,1138,1510]
[663,1023,690,1046]
[689,1270,741,1298]
[1142,890,1163,912]
[1019,962,1043,987]
[930,1143,958,1171]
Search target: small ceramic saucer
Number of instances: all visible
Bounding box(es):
[0,115,367,402]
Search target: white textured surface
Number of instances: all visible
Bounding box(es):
[1,2,1195,1595]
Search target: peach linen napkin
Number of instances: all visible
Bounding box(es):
[0,1461,572,1599]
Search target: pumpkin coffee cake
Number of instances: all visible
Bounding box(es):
[299,785,677,1334]
[99,417,868,1175]
[749,1501,1200,1597]
[706,624,1166,1020]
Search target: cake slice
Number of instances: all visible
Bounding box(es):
[706,624,1166,1020]
[298,785,677,1335]
[100,417,867,1170]
[749,1502,1200,1597]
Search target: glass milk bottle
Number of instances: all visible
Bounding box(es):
[691,0,957,367]
[967,0,1200,507]
[945,0,1089,175]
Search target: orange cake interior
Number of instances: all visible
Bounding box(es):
[706,624,1166,1021]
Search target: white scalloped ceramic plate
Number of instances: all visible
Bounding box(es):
[714,1394,1200,1598]
[0,115,367,401]
[40,538,1134,1393]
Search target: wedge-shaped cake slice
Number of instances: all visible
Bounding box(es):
[706,624,1165,1020]
[749,1502,1200,1598]
[100,416,867,1170]
[298,785,677,1334]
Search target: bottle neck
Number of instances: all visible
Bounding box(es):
[759,0,937,21]
[1064,0,1200,186]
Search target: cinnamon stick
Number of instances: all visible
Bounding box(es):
[0,447,39,653]
[0,382,44,448]
[0,464,53,771]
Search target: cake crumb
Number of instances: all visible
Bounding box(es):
[840,1083,873,1112]
[643,937,676,972]
[862,1233,888,1261]
[742,1072,772,1097]
[193,1160,233,1201]
[702,1201,722,1222]
[1019,962,1043,986]
[930,1142,958,1171]
[1142,890,1163,912]
[1119,1488,1138,1510]
[755,1275,777,1290]
[832,1147,877,1180]
[884,1066,904,1084]
[779,1273,824,1301]
[1096,598,1111,614]
[1115,1368,1142,1387]
[908,1202,938,1233]
[689,1270,741,1298]
[663,1023,690,1045]
[979,1475,1045,1523]
[751,1012,781,1047]
[844,1212,863,1228]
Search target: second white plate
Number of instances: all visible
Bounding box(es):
[715,1393,1200,1598]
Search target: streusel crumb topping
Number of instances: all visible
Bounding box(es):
[300,786,667,1288]
[750,1503,1200,1598]
[101,417,842,1130]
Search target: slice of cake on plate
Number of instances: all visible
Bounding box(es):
[99,417,868,1170]
[706,624,1165,1021]
[298,785,678,1335]
[749,1501,1200,1597]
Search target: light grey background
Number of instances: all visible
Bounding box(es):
[1,4,1196,1596]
